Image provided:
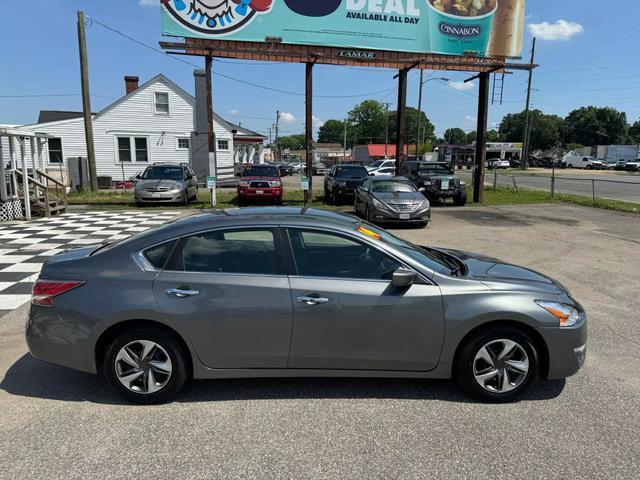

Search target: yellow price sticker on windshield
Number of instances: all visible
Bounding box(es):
[357,226,381,240]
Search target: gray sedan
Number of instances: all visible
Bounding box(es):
[134,164,198,205]
[355,176,431,227]
[26,208,587,404]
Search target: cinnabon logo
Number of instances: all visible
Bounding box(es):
[438,22,481,38]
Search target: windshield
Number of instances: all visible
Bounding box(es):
[356,224,457,276]
[243,166,279,177]
[417,164,452,175]
[335,166,368,178]
[369,160,384,169]
[372,181,416,193]
[141,166,184,181]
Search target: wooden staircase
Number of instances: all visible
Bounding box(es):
[16,169,68,217]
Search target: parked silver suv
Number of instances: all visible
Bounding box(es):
[134,163,197,206]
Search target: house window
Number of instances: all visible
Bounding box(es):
[154,92,170,115]
[217,139,229,151]
[177,138,190,150]
[48,138,63,164]
[117,136,149,163]
[117,137,132,162]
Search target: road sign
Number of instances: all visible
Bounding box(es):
[301,176,310,191]
[207,176,217,189]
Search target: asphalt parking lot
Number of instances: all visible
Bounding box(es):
[1,204,639,479]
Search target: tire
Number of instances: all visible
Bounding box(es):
[455,326,539,403]
[237,197,245,207]
[324,187,332,205]
[586,164,593,170]
[365,204,374,223]
[331,190,339,205]
[103,327,189,404]
[453,190,467,206]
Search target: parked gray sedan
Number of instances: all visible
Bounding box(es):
[355,176,431,227]
[26,208,587,404]
[134,163,198,205]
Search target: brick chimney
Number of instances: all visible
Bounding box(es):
[124,76,139,95]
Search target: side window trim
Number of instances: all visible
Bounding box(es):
[164,226,287,276]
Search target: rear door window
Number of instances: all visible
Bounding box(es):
[174,229,280,275]
[143,240,178,269]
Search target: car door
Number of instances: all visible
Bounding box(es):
[284,227,444,371]
[152,227,293,369]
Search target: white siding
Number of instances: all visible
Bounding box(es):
[17,75,234,182]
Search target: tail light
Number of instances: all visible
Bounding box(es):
[32,280,84,307]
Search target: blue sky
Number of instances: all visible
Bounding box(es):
[1,0,639,140]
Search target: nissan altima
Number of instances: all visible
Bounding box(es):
[26,208,587,404]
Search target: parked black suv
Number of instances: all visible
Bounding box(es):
[401,161,467,206]
[324,164,369,205]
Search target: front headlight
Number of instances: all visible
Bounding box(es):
[535,301,585,327]
[372,197,388,210]
[269,180,281,187]
[417,200,431,211]
[460,181,466,186]
[423,181,432,186]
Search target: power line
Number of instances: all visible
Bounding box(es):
[0,93,116,99]
[86,16,398,99]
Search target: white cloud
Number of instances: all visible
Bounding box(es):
[312,115,324,127]
[228,109,239,115]
[139,0,157,6]
[465,115,476,122]
[449,81,475,91]
[528,20,583,41]
[279,112,297,123]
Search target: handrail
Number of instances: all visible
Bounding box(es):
[35,168,65,188]
[15,170,48,189]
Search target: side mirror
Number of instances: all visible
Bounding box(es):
[392,267,417,288]
[418,187,426,193]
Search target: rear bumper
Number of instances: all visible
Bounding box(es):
[538,319,588,380]
[25,306,97,374]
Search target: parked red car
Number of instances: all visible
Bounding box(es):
[237,164,283,206]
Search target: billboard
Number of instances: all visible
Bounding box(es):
[161,1,526,58]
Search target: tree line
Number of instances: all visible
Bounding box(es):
[273,100,640,154]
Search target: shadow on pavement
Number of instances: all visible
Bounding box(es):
[1,354,566,405]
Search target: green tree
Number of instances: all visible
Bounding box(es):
[318,119,345,145]
[348,100,387,144]
[487,129,499,142]
[386,107,436,147]
[564,106,628,146]
[628,120,640,143]
[499,109,564,151]
[275,134,306,151]
[443,128,467,145]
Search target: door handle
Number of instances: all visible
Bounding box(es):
[296,295,329,306]
[166,288,200,298]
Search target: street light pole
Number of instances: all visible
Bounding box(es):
[416,76,449,160]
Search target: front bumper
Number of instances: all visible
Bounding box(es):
[135,190,185,203]
[422,187,464,199]
[237,187,283,200]
[370,207,431,225]
[538,318,588,379]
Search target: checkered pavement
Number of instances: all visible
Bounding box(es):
[0,210,182,317]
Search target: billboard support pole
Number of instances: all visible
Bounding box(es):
[305,62,314,206]
[473,72,490,204]
[395,68,408,176]
[521,37,536,170]
[205,55,218,182]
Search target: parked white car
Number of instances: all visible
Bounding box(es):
[486,159,510,169]
[366,159,396,173]
[563,155,606,169]
[369,167,397,177]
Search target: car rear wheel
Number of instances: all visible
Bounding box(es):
[324,187,332,204]
[104,328,188,404]
[455,327,539,402]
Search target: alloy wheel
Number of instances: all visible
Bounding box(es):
[114,340,173,395]
[473,339,529,394]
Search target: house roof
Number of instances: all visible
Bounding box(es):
[37,111,88,124]
[226,121,267,140]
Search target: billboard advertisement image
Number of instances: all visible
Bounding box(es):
[161,0,526,58]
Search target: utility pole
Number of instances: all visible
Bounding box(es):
[521,37,536,170]
[268,127,272,146]
[274,110,280,162]
[416,70,424,159]
[343,118,348,164]
[77,11,98,191]
[205,55,217,183]
[383,102,391,159]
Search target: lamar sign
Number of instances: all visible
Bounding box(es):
[161,0,526,58]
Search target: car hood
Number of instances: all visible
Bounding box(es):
[373,191,426,203]
[136,179,184,189]
[241,176,280,181]
[439,248,567,295]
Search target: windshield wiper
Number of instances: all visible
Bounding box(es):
[419,246,463,277]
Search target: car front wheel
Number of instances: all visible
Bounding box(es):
[455,327,539,402]
[104,328,189,404]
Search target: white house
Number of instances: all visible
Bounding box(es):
[15,73,243,184]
